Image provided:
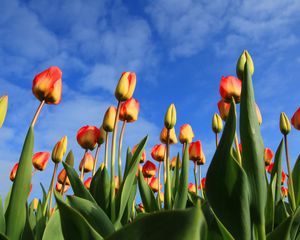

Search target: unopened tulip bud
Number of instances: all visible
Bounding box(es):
[160,127,177,144]
[188,183,196,193]
[217,99,231,121]
[32,66,62,104]
[32,152,50,171]
[84,177,92,190]
[0,95,8,128]
[79,152,95,173]
[280,112,291,135]
[179,124,194,144]
[55,182,70,193]
[291,107,300,130]
[57,169,70,185]
[236,50,254,80]
[142,160,157,178]
[219,76,242,103]
[189,140,204,164]
[281,186,288,198]
[115,72,136,101]
[264,148,273,166]
[52,136,68,163]
[132,144,146,163]
[10,163,18,181]
[164,104,176,129]
[212,113,223,133]
[119,98,140,122]
[97,126,106,145]
[149,177,161,193]
[170,156,181,170]
[102,106,117,132]
[32,198,39,211]
[151,144,166,162]
[77,126,100,150]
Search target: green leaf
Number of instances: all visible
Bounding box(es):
[123,147,132,178]
[35,200,46,240]
[54,192,103,240]
[290,207,300,240]
[0,233,8,240]
[5,127,34,240]
[240,61,267,236]
[121,178,137,225]
[265,175,276,233]
[107,207,205,240]
[21,205,34,240]
[4,188,11,213]
[62,161,96,203]
[0,197,5,234]
[138,171,159,213]
[173,144,189,210]
[171,153,180,200]
[267,215,293,240]
[293,155,300,207]
[67,196,115,238]
[206,100,251,240]
[42,210,64,240]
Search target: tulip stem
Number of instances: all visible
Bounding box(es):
[234,133,242,165]
[31,100,45,128]
[158,161,162,209]
[215,133,219,148]
[284,134,296,211]
[32,168,37,176]
[60,175,67,195]
[164,129,172,209]
[48,163,58,218]
[199,165,204,199]
[80,150,88,182]
[93,144,101,176]
[193,162,198,195]
[118,120,127,183]
[104,132,109,168]
[110,101,121,222]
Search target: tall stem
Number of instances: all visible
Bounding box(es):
[60,174,67,195]
[215,133,219,148]
[199,165,204,199]
[104,132,109,168]
[158,162,162,208]
[110,101,121,222]
[48,163,58,218]
[165,129,172,209]
[284,134,296,211]
[193,161,198,195]
[118,121,127,183]
[93,144,101,176]
[80,150,88,182]
[234,133,242,165]
[31,100,45,128]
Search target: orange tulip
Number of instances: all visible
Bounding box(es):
[219,76,242,103]
[170,156,181,170]
[179,124,194,144]
[292,107,300,130]
[10,163,18,181]
[151,144,166,162]
[142,160,157,178]
[57,169,70,185]
[102,106,117,132]
[55,182,70,193]
[196,151,206,166]
[115,176,120,192]
[149,177,161,193]
[160,127,177,144]
[119,98,140,122]
[189,141,204,164]
[188,183,196,193]
[79,152,95,173]
[264,148,273,166]
[132,144,146,163]
[218,99,231,121]
[77,126,100,150]
[281,186,288,198]
[32,66,62,104]
[32,152,50,171]
[84,177,92,190]
[115,72,136,101]
[52,136,68,163]
[265,163,286,184]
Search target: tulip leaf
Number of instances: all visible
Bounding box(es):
[123,147,132,178]
[240,61,267,236]
[171,153,180,200]
[290,207,300,240]
[5,127,34,240]
[265,175,276,233]
[42,210,64,240]
[138,171,159,213]
[206,100,251,240]
[0,233,8,240]
[121,178,137,224]
[293,155,300,207]
[35,200,46,240]
[21,205,34,240]
[266,215,293,240]
[0,197,5,234]
[54,192,103,240]
[107,207,205,240]
[173,143,189,210]
[4,188,11,213]
[62,161,96,204]
[67,195,115,238]
[115,136,148,224]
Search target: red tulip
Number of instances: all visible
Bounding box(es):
[142,160,157,178]
[281,186,288,198]
[179,124,194,144]
[149,177,161,193]
[132,144,146,163]
[217,99,231,121]
[189,141,205,165]
[57,169,70,185]
[79,152,95,173]
[77,126,100,150]
[200,178,206,190]
[10,163,18,181]
[170,156,181,170]
[291,107,300,130]
[151,144,166,162]
[32,152,50,171]
[264,148,273,166]
[32,66,62,104]
[84,177,92,190]
[265,163,286,184]
[188,183,196,193]
[219,76,242,103]
[119,98,140,122]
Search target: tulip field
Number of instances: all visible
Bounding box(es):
[1,50,300,240]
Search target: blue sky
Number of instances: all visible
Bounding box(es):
[0,0,300,199]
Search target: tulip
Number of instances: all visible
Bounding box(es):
[159,192,164,203]
[32,66,62,104]
[115,176,120,192]
[188,183,196,194]
[55,182,69,193]
[200,178,206,190]
[236,50,254,80]
[10,163,19,181]
[265,163,286,184]
[84,177,92,190]
[164,104,176,129]
[103,106,117,132]
[160,127,177,144]
[196,151,206,166]
[212,113,223,134]
[132,144,146,163]
[142,160,157,178]
[151,144,166,162]
[291,107,300,130]
[170,156,181,170]
[52,136,68,163]
[0,95,8,128]
[217,99,231,121]
[137,203,145,213]
[281,186,288,198]
[280,112,291,135]
[238,143,243,153]
[149,177,161,193]
[115,72,136,101]
[57,169,70,185]
[77,126,100,150]
[79,152,95,173]
[97,126,106,145]
[219,76,242,103]
[264,148,273,166]
[32,198,39,211]
[119,98,140,122]
[189,141,203,163]
[179,124,194,144]
[32,152,50,171]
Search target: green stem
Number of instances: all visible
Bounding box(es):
[104,132,109,168]
[80,150,88,182]
[92,144,101,176]
[199,165,204,199]
[48,163,58,218]
[110,101,121,222]
[165,129,172,209]
[193,161,198,195]
[234,133,242,165]
[158,162,162,209]
[215,133,219,148]
[31,100,45,128]
[118,121,127,183]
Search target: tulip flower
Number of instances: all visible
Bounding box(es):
[236,50,254,80]
[98,126,106,145]
[280,112,291,135]
[170,156,181,170]
[52,136,68,163]
[115,72,136,101]
[137,203,145,213]
[200,178,206,190]
[196,151,206,166]
[238,143,242,153]
[159,192,164,203]
[264,148,273,166]
[219,76,242,103]
[164,104,176,129]
[291,107,300,130]
[281,186,288,198]
[119,98,140,122]
[217,99,231,121]
[57,169,70,185]
[32,152,50,171]
[151,144,166,162]
[212,113,223,134]
[103,106,117,131]
[149,177,161,193]
[132,144,146,163]
[265,163,286,184]
[84,177,92,190]
[189,141,203,163]
[32,198,39,211]
[142,160,157,178]
[188,183,196,194]
[55,182,69,193]
[0,95,8,128]
[10,163,18,181]
[179,124,194,144]
[160,127,177,144]
[77,126,100,151]
[79,152,95,180]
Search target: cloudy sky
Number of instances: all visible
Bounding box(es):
[0,0,300,198]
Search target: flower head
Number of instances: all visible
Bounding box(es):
[77,126,100,150]
[102,106,117,132]
[160,127,177,144]
[52,136,68,163]
[142,160,157,178]
[32,152,50,171]
[115,72,136,101]
[0,95,8,128]
[179,124,194,144]
[151,144,166,162]
[79,152,95,173]
[219,76,242,103]
[119,98,140,122]
[291,107,300,130]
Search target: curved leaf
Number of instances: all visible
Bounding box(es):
[0,197,5,234]
[42,210,64,240]
[293,155,300,207]
[267,215,293,240]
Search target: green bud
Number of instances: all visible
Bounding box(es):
[280,112,291,135]
[164,103,176,129]
[212,113,223,133]
[236,50,254,80]
[0,95,8,128]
